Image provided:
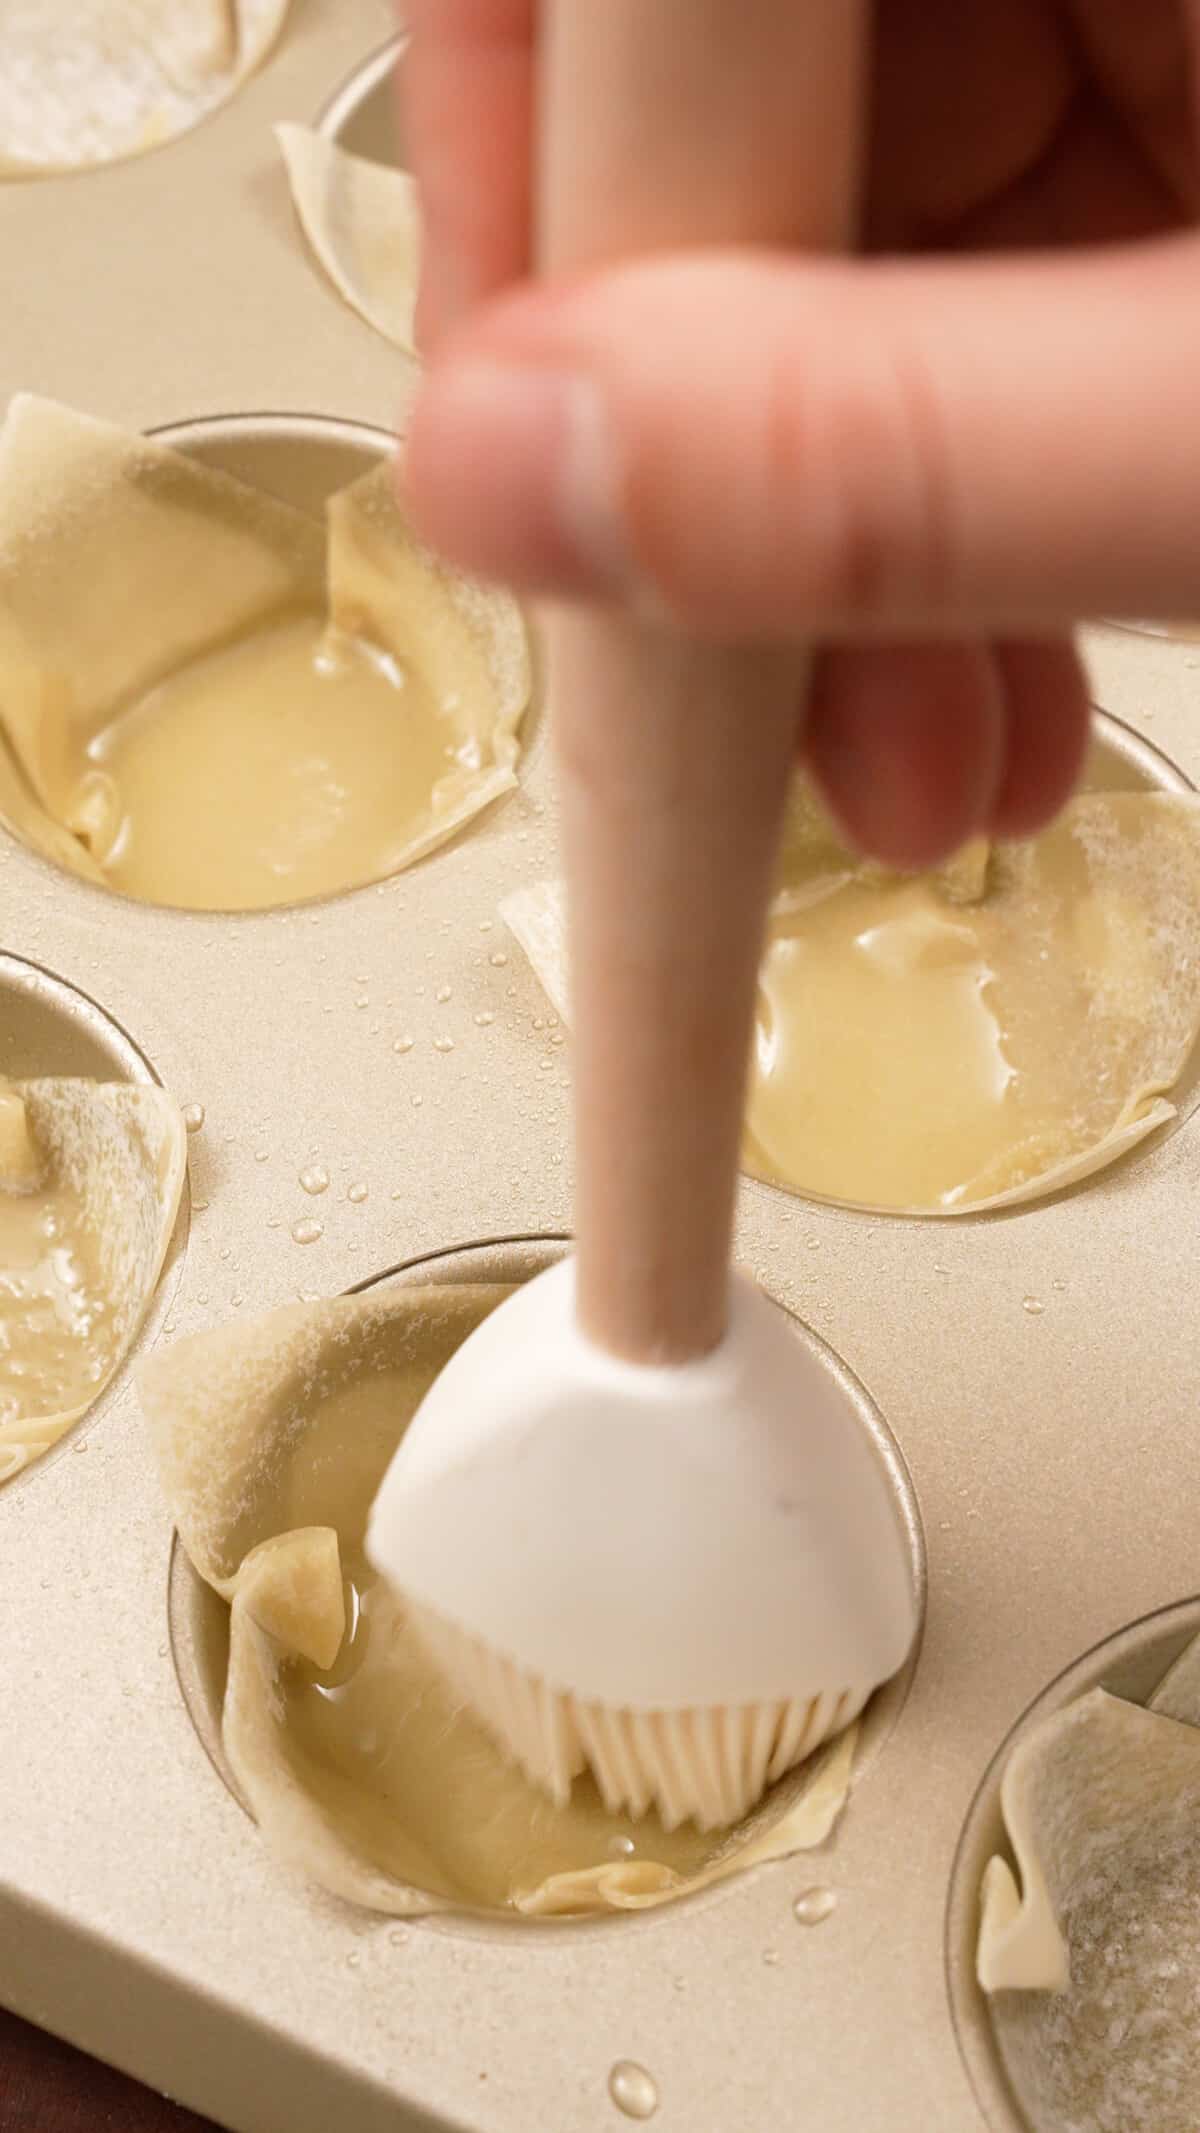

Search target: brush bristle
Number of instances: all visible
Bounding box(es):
[412,1605,868,1832]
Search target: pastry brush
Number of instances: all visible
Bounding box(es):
[368,0,918,1832]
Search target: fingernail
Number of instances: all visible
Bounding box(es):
[409,360,630,595]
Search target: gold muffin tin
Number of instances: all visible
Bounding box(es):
[3,7,1200,2128]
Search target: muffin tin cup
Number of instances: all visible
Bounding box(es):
[946,1597,1200,2133]
[0,950,191,1479]
[166,1230,927,1927]
[4,5,1200,2127]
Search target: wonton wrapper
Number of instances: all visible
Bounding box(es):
[0,1077,185,1483]
[140,1284,857,1919]
[277,126,420,353]
[976,1640,1200,2133]
[0,396,529,907]
[502,791,1200,1217]
[0,3,291,177]
[326,461,527,867]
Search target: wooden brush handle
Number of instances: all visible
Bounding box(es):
[540,0,866,1363]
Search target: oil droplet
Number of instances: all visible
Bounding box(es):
[393,1035,414,1055]
[347,1182,368,1204]
[793,1885,837,1927]
[489,951,508,967]
[355,995,369,1010]
[218,1246,232,1263]
[474,1011,495,1028]
[73,1439,88,1455]
[255,1149,270,1164]
[479,919,493,933]
[192,1198,209,1213]
[292,1217,324,1246]
[607,1835,636,1859]
[1022,1295,1045,1316]
[933,1263,949,1277]
[436,984,453,1003]
[762,1949,781,1967]
[806,1237,821,1251]
[609,2062,658,2121]
[433,1035,455,1053]
[182,1102,205,1133]
[267,1217,281,1231]
[388,1927,409,1947]
[1052,1278,1068,1293]
[411,1093,424,1109]
[300,1165,329,1195]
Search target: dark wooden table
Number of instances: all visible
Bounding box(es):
[0,2009,220,2131]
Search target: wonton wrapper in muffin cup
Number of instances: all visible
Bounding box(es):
[276,125,420,353]
[0,3,291,178]
[502,791,1200,1217]
[0,397,529,909]
[140,1285,858,1920]
[976,1636,1200,2133]
[0,1076,186,1484]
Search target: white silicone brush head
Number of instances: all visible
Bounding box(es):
[367,1258,918,1831]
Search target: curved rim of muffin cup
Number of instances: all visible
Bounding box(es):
[944,1591,1200,2133]
[0,949,190,1495]
[166,1228,926,1937]
[318,32,408,157]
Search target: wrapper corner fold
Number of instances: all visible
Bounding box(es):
[276,124,421,354]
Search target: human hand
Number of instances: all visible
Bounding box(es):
[401,0,1198,865]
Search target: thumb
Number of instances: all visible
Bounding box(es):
[405,237,1200,637]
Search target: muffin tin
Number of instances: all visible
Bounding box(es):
[3,7,1200,2128]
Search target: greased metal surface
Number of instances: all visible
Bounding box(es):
[2,11,1200,2130]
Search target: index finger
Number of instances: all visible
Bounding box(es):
[402,0,535,350]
